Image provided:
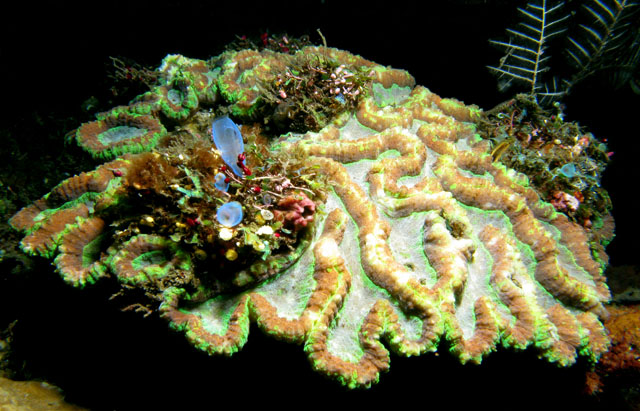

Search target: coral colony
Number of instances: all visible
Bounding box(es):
[11,45,614,388]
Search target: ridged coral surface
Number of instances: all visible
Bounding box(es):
[10,47,611,388]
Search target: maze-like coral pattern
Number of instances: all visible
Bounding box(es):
[162,83,610,388]
[10,48,611,388]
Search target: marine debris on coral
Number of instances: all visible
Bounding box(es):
[477,94,613,232]
[10,46,614,388]
[225,32,313,55]
[107,56,159,100]
[259,51,374,132]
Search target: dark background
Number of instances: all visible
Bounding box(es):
[1,1,638,409]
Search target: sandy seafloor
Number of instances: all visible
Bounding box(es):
[0,1,638,409]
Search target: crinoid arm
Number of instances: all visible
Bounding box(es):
[565,0,640,91]
[488,0,569,99]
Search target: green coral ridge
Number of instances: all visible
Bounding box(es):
[76,109,167,159]
[10,46,613,388]
[108,234,192,286]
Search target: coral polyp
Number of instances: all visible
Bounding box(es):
[10,46,613,388]
[75,109,167,159]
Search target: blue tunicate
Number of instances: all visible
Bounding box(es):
[216,201,243,227]
[559,163,578,178]
[261,193,274,206]
[211,116,245,177]
[214,172,229,192]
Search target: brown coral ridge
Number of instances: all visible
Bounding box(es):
[161,211,354,348]
[161,209,422,387]
[282,84,609,366]
[9,158,129,260]
[54,217,108,286]
[159,82,608,386]
[75,110,166,159]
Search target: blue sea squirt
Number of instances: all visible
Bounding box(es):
[216,201,243,227]
[211,116,246,176]
[214,172,229,192]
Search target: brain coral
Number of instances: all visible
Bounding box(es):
[10,46,611,388]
